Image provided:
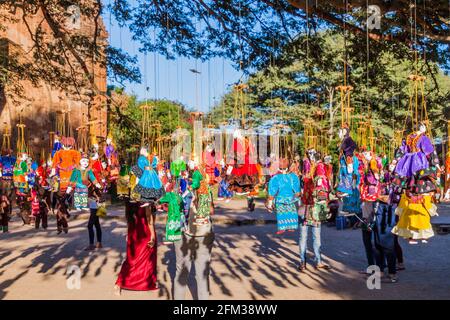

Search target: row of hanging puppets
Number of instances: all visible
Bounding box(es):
[0,127,119,203]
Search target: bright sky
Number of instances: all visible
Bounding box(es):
[104,9,242,113]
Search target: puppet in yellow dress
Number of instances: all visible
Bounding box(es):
[391,123,440,243]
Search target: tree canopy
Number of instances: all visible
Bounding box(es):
[208,30,450,158]
[1,0,448,103]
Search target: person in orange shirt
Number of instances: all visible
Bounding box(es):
[51,136,81,195]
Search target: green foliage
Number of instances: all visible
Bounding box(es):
[208,31,450,162]
[108,88,191,164]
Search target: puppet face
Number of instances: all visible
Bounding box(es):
[338,128,347,140]
[389,163,396,172]
[80,158,89,169]
[63,145,71,150]
[91,153,99,161]
[205,144,213,153]
[20,153,28,161]
[47,159,53,167]
[419,123,427,134]
[106,138,112,145]
[307,149,317,161]
[233,129,243,140]
[363,151,372,161]
[140,147,148,157]
[188,159,197,170]
[324,155,332,164]
[101,161,107,169]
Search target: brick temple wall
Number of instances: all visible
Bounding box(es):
[0,3,108,158]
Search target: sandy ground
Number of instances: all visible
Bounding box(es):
[0,200,449,300]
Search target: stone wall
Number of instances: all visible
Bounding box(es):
[0,4,107,159]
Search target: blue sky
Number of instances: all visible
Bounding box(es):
[104,10,242,113]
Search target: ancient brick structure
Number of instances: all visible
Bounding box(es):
[0,4,108,158]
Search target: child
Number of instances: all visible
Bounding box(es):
[34,188,49,230]
[56,194,70,234]
[0,193,10,233]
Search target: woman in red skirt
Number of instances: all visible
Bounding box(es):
[114,200,158,295]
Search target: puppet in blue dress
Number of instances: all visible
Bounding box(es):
[131,146,165,207]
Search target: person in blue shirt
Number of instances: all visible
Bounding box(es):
[267,158,300,234]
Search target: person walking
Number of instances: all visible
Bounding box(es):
[173,166,214,300]
[85,188,103,251]
[115,200,158,295]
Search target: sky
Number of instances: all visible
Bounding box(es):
[104,10,242,113]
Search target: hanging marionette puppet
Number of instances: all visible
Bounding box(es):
[336,126,362,217]
[203,143,218,185]
[359,148,382,224]
[66,153,102,210]
[444,149,450,201]
[131,146,165,208]
[189,159,214,226]
[313,158,332,221]
[51,132,62,158]
[35,155,52,209]
[267,158,300,234]
[158,183,183,243]
[323,155,334,187]
[26,156,38,190]
[116,163,131,199]
[51,136,81,195]
[301,148,317,210]
[391,122,441,243]
[336,124,358,196]
[13,152,30,197]
[89,146,105,189]
[104,132,120,183]
[0,148,16,203]
[226,128,259,211]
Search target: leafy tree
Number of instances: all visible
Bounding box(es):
[109,0,449,72]
[208,31,450,162]
[0,0,140,102]
[107,87,192,163]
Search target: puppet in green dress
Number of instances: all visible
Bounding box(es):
[159,191,183,242]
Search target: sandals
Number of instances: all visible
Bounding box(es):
[316,263,331,270]
[298,263,307,272]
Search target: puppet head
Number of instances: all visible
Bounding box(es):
[90,149,99,161]
[90,136,99,151]
[18,152,28,162]
[188,159,198,171]
[233,128,243,140]
[80,153,90,169]
[338,124,350,140]
[307,148,317,162]
[106,132,113,145]
[279,158,290,173]
[363,150,373,162]
[140,146,149,157]
[418,121,427,134]
[61,136,75,150]
[324,155,332,164]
